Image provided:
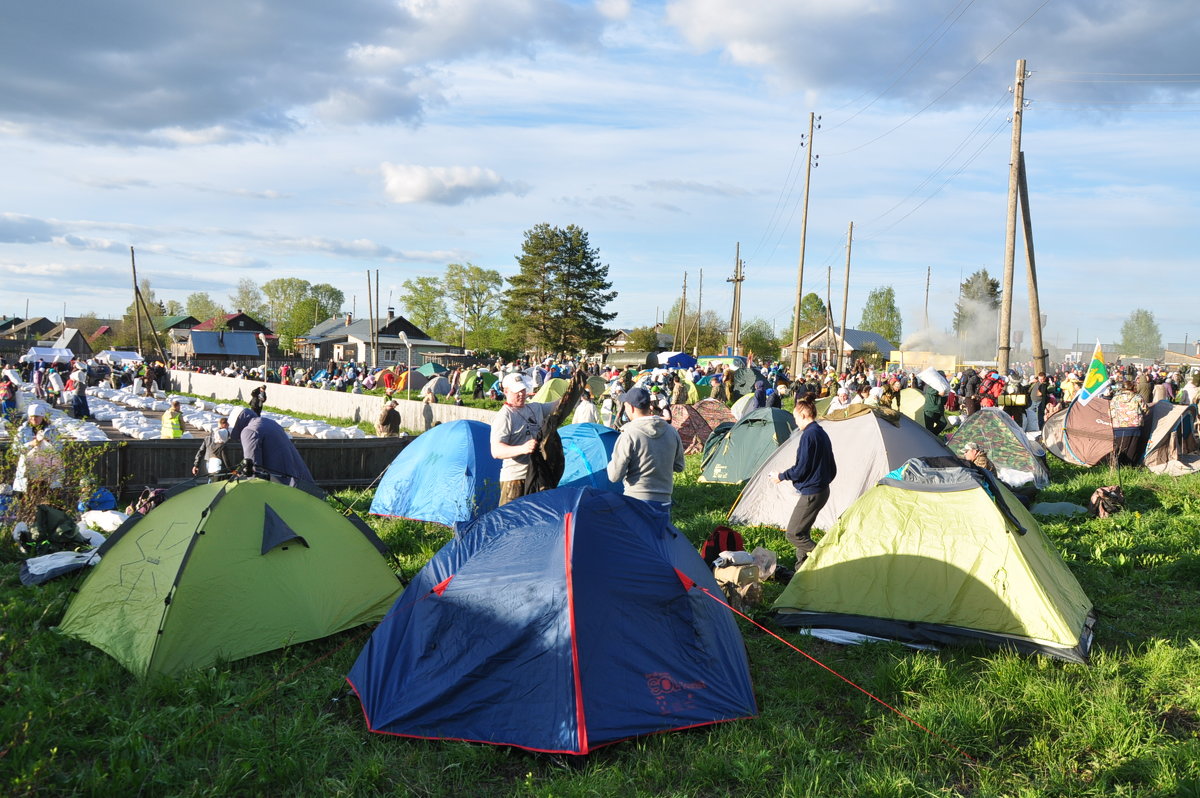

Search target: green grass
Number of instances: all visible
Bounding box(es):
[6,455,1200,796]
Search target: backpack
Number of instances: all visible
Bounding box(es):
[126,487,167,517]
[699,525,744,569]
[1088,486,1125,518]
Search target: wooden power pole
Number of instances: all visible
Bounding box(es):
[837,222,853,373]
[130,247,143,357]
[727,244,744,355]
[789,112,818,376]
[997,59,1027,374]
[1019,151,1048,374]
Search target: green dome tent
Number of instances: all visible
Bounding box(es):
[772,457,1095,663]
[59,479,403,677]
[699,408,796,485]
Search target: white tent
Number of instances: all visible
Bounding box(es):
[96,350,144,365]
[728,405,953,532]
[19,347,73,364]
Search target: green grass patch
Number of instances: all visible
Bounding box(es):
[6,452,1200,796]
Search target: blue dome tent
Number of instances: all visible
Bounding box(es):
[347,488,757,754]
[369,420,500,527]
[558,423,622,492]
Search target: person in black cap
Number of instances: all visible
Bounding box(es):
[606,387,685,513]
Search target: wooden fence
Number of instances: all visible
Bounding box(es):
[4,436,409,502]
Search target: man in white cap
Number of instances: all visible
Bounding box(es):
[192,417,232,478]
[13,402,62,524]
[490,372,559,506]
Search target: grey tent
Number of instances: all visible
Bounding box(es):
[728,405,952,532]
[1142,400,1200,475]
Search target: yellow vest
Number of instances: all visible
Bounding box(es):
[161,410,183,439]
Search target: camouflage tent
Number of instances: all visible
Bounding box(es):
[947,408,1049,493]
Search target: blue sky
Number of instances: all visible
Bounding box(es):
[2,0,1198,353]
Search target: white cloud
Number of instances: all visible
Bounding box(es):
[380,163,526,205]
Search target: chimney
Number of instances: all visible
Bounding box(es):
[346,313,352,327]
[387,307,395,324]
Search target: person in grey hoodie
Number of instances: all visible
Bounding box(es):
[607,386,686,513]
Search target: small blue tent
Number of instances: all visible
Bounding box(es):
[369,420,500,527]
[558,423,622,492]
[347,488,757,754]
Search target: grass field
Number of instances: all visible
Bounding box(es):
[4,454,1200,797]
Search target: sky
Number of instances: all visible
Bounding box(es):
[2,0,1198,355]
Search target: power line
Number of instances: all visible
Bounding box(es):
[829,0,1054,157]
[827,0,981,131]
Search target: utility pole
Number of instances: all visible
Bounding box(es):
[838,222,853,373]
[727,243,744,356]
[365,270,374,368]
[924,266,931,329]
[375,269,381,368]
[693,268,703,357]
[1018,151,1048,374]
[825,265,833,369]
[788,112,819,376]
[675,272,688,352]
[998,59,1027,373]
[130,247,143,357]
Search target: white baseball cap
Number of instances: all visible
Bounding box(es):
[502,373,530,393]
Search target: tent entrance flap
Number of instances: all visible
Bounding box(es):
[261,504,310,554]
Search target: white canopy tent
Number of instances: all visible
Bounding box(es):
[19,347,74,364]
[96,350,144,366]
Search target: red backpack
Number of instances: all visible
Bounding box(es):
[699,525,745,568]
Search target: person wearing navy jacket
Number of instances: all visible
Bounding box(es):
[772,398,837,566]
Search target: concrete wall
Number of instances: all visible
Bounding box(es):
[170,370,496,431]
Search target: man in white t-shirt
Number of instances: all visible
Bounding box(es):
[490,373,558,505]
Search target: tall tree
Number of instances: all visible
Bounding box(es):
[627,326,661,352]
[399,276,451,337]
[952,269,1000,333]
[444,262,503,349]
[163,299,184,317]
[505,224,617,355]
[784,292,829,344]
[228,278,267,321]
[740,318,780,360]
[858,286,903,347]
[308,283,345,319]
[953,268,1001,360]
[261,278,311,330]
[116,278,169,353]
[1119,309,1163,358]
[186,292,226,326]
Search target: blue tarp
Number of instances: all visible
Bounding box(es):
[369,420,500,526]
[558,423,622,493]
[347,488,757,754]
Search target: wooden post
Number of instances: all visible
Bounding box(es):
[838,222,853,372]
[789,112,817,376]
[1018,151,1048,374]
[998,59,1027,373]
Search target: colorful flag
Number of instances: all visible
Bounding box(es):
[1077,341,1111,406]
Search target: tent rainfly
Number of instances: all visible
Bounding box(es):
[773,457,1096,663]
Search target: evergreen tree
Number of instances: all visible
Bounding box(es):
[505,224,617,355]
[858,286,902,347]
[1119,308,1163,358]
[953,269,1001,360]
